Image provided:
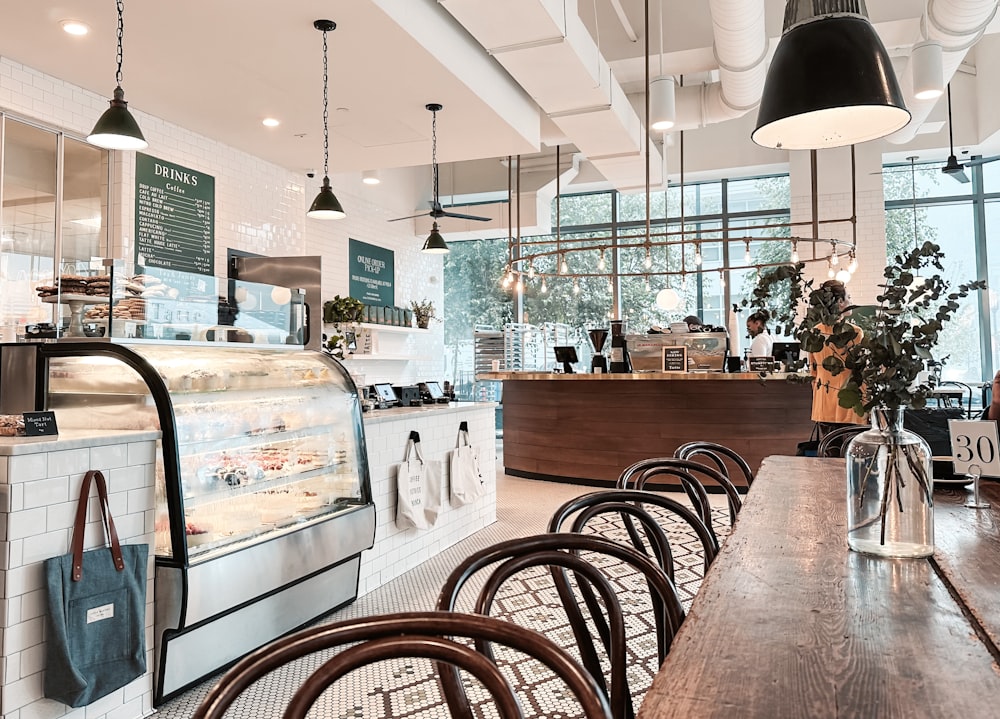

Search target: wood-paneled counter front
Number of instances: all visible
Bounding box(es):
[482,371,813,487]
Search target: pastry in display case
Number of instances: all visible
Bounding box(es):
[34,263,373,704]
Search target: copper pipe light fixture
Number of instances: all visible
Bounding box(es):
[87,0,147,151]
[307,20,346,220]
[752,0,909,150]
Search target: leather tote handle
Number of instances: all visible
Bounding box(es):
[71,470,126,582]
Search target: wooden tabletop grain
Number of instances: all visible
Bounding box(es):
[637,456,1000,719]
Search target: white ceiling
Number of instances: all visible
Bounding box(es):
[0,0,991,189]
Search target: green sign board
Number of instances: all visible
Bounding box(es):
[135,153,215,275]
[349,238,394,305]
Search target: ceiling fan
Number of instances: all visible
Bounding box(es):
[388,103,492,223]
[941,84,970,184]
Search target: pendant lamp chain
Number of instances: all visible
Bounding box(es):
[321,25,330,180]
[432,106,439,205]
[114,0,125,88]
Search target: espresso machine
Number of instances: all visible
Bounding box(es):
[587,328,609,373]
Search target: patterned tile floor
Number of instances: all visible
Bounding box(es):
[154,453,730,718]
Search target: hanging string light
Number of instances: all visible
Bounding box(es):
[540,277,548,294]
[572,277,581,295]
[744,240,752,264]
[790,240,799,263]
[527,262,536,280]
[598,248,607,271]
[644,247,653,269]
[829,240,840,266]
[718,269,725,290]
[694,243,702,266]
[559,255,569,274]
[848,250,858,273]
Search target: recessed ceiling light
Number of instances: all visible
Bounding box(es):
[61,20,90,36]
[362,170,380,185]
[262,118,280,128]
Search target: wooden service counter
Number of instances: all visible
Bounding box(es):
[482,371,812,488]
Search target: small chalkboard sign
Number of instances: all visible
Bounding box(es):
[23,411,58,437]
[748,356,776,373]
[661,346,688,372]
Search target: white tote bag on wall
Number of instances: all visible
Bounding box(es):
[450,421,485,506]
[395,431,442,530]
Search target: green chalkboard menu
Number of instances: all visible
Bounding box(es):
[135,153,215,275]
[349,238,394,305]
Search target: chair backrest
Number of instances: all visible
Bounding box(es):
[192,611,613,719]
[674,441,755,487]
[436,533,683,719]
[817,425,867,457]
[618,457,742,540]
[547,489,718,583]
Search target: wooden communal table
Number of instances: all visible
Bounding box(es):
[638,456,1000,719]
[931,481,1000,652]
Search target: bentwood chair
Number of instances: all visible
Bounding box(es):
[192,611,613,719]
[617,458,742,545]
[817,425,867,458]
[547,489,718,613]
[674,441,756,488]
[437,533,683,719]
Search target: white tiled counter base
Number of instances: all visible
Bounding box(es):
[0,430,159,719]
[358,403,497,596]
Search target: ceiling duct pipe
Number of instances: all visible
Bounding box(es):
[886,0,999,145]
[672,0,768,130]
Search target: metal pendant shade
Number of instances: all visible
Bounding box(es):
[307,176,346,219]
[752,1,910,150]
[307,19,346,220]
[88,0,147,151]
[422,222,449,254]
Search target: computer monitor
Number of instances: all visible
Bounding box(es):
[554,346,578,374]
[771,341,801,367]
[372,383,397,403]
[423,381,445,399]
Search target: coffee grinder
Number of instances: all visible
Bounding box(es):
[587,328,609,373]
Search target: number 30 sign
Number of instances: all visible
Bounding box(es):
[948,420,1000,478]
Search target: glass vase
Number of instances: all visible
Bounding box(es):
[845,407,934,558]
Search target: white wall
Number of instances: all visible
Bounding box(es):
[0,56,445,384]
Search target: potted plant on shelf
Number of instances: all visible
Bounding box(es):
[410,299,437,329]
[323,295,364,325]
[749,242,986,558]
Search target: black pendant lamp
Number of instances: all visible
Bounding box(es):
[307,20,346,220]
[422,221,449,253]
[752,0,909,150]
[87,0,147,151]
[421,103,449,254]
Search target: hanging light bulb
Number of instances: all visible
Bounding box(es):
[827,257,836,279]
[718,269,726,290]
[515,275,524,292]
[644,246,653,269]
[694,243,702,266]
[540,277,548,294]
[558,255,569,275]
[830,241,840,266]
[790,240,799,263]
[744,240,752,264]
[307,20,346,220]
[836,269,852,284]
[88,0,147,151]
[572,278,581,295]
[656,288,680,310]
[598,248,607,271]
[607,277,614,292]
[681,271,688,291]
[848,251,858,273]
[527,263,536,280]
[644,275,651,291]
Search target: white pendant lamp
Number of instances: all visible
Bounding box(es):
[911,40,944,100]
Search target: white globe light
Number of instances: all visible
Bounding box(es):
[655,288,680,310]
[835,269,852,284]
[270,286,293,305]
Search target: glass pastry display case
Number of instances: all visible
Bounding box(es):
[36,340,375,704]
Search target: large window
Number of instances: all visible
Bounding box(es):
[444,173,792,381]
[884,158,995,383]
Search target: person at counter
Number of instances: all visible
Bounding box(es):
[746,310,773,358]
[809,280,865,435]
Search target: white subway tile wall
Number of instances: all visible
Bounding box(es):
[0,437,157,719]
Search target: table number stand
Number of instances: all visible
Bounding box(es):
[947,419,1000,510]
